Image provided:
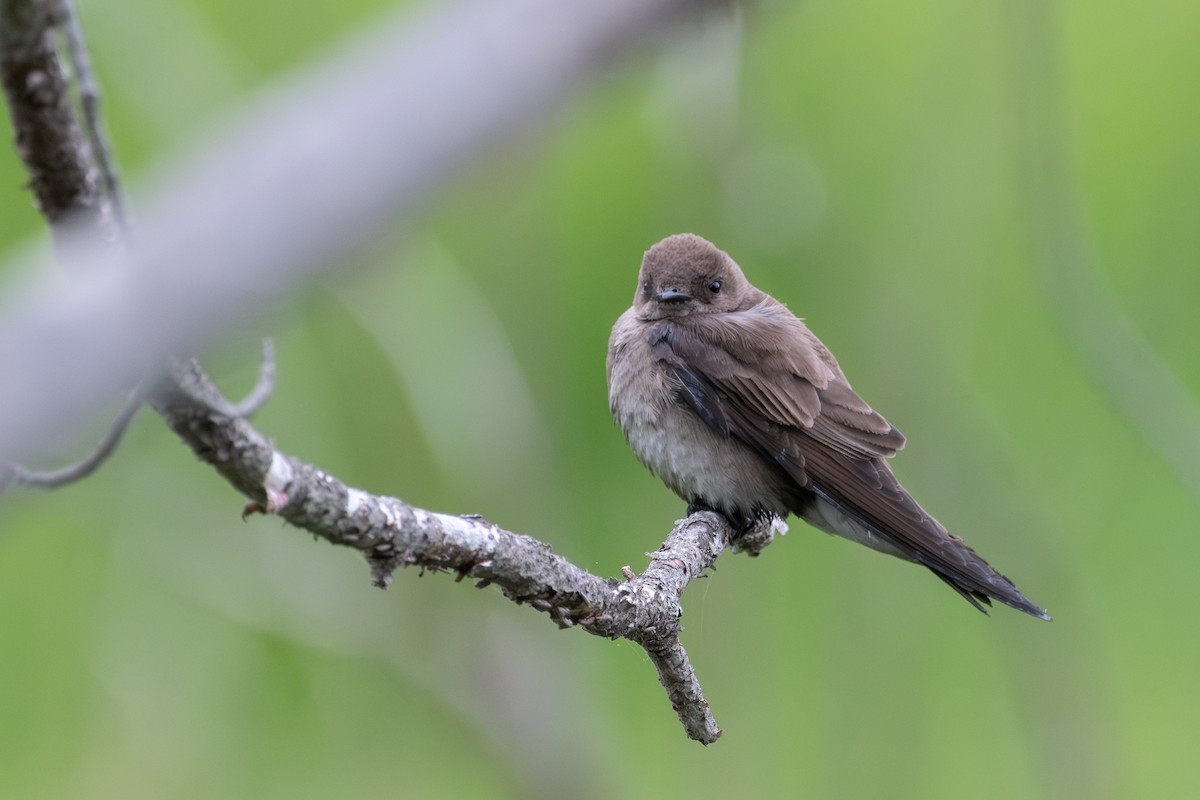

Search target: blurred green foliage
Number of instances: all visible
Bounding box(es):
[2,1,1198,798]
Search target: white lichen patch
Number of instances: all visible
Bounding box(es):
[265,451,293,493]
[346,488,369,515]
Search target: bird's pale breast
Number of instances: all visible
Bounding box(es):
[607,313,792,520]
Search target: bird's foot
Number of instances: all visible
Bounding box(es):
[730,513,788,557]
[686,500,754,528]
[684,503,784,555]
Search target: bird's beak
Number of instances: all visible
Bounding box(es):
[655,289,692,303]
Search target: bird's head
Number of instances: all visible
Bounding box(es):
[633,233,754,321]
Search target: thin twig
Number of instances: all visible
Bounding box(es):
[176,339,277,419]
[219,339,277,418]
[2,336,279,494]
[1,384,144,491]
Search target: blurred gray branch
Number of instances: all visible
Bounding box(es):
[0,0,730,743]
[0,0,715,461]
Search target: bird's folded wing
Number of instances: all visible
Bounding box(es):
[650,300,905,464]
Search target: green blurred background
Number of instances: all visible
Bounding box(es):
[2,0,1197,797]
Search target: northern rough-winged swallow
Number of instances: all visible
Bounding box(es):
[607,233,1049,619]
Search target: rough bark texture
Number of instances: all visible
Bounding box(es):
[153,358,731,743]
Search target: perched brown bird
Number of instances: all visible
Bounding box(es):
[607,233,1049,619]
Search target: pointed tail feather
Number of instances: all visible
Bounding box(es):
[798,454,1052,620]
[922,557,1052,620]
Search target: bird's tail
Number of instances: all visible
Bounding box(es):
[922,551,1051,621]
[799,455,1051,621]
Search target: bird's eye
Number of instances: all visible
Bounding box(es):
[708,280,722,294]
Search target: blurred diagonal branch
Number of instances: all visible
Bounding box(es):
[1011,1,1200,502]
[0,0,730,743]
[0,0,716,461]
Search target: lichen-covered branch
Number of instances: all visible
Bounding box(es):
[154,357,732,744]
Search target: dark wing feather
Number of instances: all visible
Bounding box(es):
[653,300,905,464]
[799,445,1045,617]
[652,299,902,465]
